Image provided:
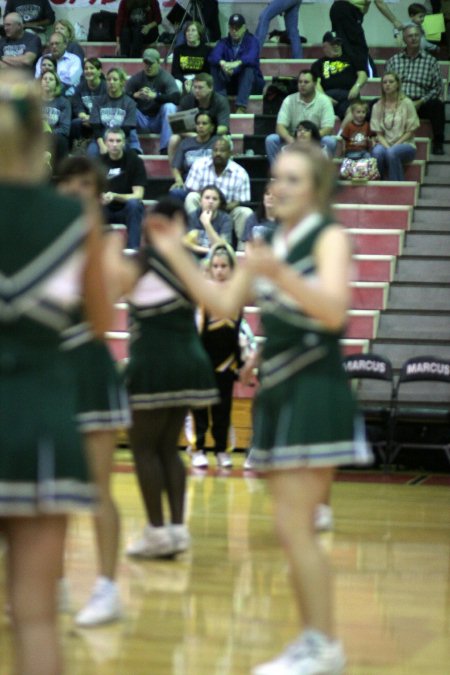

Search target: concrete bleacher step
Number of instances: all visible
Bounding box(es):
[414,207,450,229]
[353,255,397,282]
[347,229,404,255]
[351,282,389,310]
[334,205,412,230]
[395,257,450,283]
[401,232,450,255]
[376,311,450,340]
[337,182,419,206]
[80,41,408,62]
[387,284,450,311]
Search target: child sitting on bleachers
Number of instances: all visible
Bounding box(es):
[341,100,374,159]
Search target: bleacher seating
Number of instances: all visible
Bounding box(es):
[81,34,449,454]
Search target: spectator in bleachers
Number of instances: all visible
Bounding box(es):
[0,12,41,69]
[311,31,367,120]
[4,0,54,35]
[169,72,230,167]
[35,32,82,96]
[330,0,403,75]
[170,112,219,197]
[54,18,85,63]
[125,48,180,155]
[242,181,279,245]
[209,14,265,114]
[254,0,304,58]
[265,70,337,164]
[40,54,57,74]
[171,22,211,94]
[402,4,438,54]
[341,100,374,157]
[177,73,230,136]
[386,24,445,154]
[89,67,142,156]
[71,57,107,145]
[184,137,253,248]
[41,70,71,164]
[100,127,146,249]
[370,71,419,180]
[186,185,233,255]
[295,119,330,154]
[115,0,162,57]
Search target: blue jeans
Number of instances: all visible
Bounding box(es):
[255,0,303,58]
[169,186,189,202]
[371,143,416,181]
[135,102,177,151]
[104,199,144,249]
[265,133,337,164]
[210,65,264,109]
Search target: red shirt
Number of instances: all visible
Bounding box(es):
[342,120,374,153]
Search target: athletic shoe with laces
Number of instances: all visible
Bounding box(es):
[126,524,175,558]
[314,504,334,532]
[252,631,346,675]
[170,524,191,553]
[75,578,122,627]
[191,451,209,469]
[243,454,254,470]
[216,452,232,469]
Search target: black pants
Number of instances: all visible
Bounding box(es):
[330,1,369,74]
[193,370,235,453]
[415,98,445,145]
[200,0,221,42]
[120,24,159,57]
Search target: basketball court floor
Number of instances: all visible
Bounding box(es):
[2,454,450,674]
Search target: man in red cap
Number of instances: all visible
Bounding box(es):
[209,14,264,113]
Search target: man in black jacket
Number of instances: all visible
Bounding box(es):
[125,47,180,154]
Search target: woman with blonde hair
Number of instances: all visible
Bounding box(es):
[40,69,71,164]
[370,71,419,180]
[147,142,371,674]
[0,71,110,675]
[54,17,85,62]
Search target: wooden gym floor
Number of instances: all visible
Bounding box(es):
[2,455,450,674]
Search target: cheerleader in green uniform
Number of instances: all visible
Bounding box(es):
[125,198,218,559]
[146,143,371,675]
[0,74,111,675]
[56,157,131,628]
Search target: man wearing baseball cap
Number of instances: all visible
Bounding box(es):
[209,14,264,113]
[311,31,367,119]
[125,47,180,154]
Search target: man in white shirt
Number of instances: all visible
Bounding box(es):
[35,32,82,96]
[184,137,253,247]
[265,70,337,163]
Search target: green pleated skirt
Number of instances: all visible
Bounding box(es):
[0,351,95,515]
[251,351,371,471]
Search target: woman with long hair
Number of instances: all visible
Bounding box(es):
[115,0,162,57]
[185,184,233,256]
[146,142,371,674]
[88,67,141,156]
[370,71,419,180]
[0,71,110,675]
[170,112,219,197]
[55,17,85,63]
[71,57,107,143]
[242,181,279,245]
[40,69,71,164]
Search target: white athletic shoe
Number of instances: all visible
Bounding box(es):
[170,524,191,553]
[75,578,122,628]
[314,504,335,532]
[216,452,232,469]
[126,525,175,558]
[243,454,254,470]
[252,632,346,675]
[191,451,209,469]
